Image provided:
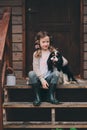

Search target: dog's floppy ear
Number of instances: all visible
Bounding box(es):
[47,53,53,72]
[56,51,63,71]
[55,48,59,52]
[56,48,58,50]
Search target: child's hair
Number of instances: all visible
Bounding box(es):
[34,31,55,57]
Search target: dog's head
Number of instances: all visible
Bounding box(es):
[47,50,63,71]
[50,50,60,62]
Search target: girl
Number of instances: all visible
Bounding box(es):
[28,31,60,106]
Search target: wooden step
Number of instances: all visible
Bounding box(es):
[5,83,87,89]
[3,121,87,128]
[5,85,32,89]
[3,102,87,108]
[4,79,87,89]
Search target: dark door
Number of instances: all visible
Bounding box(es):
[25,0,80,76]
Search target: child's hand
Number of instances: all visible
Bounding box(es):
[42,80,49,89]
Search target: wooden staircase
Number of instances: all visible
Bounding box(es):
[3,79,87,129]
[0,7,12,130]
[1,7,87,130]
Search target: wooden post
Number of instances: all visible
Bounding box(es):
[0,7,12,130]
[51,108,55,124]
[51,108,56,130]
[0,63,3,130]
[80,0,84,78]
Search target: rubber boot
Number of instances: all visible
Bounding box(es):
[33,84,41,106]
[47,84,59,104]
[70,128,77,130]
[56,128,64,130]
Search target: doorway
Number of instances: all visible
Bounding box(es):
[25,0,80,76]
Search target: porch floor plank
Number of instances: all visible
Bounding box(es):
[3,121,87,128]
[3,102,87,108]
[5,79,87,89]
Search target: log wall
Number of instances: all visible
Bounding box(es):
[0,0,24,79]
[83,0,87,79]
[0,0,87,79]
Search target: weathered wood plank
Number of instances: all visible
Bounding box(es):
[84,33,87,42]
[84,0,87,5]
[0,7,5,14]
[5,79,87,89]
[84,71,87,79]
[3,102,87,108]
[84,6,87,14]
[12,7,22,15]
[13,61,22,69]
[84,52,87,60]
[84,43,87,51]
[3,121,87,128]
[12,25,22,33]
[12,16,22,24]
[14,70,23,79]
[12,34,22,42]
[13,52,23,61]
[12,43,22,52]
[0,0,22,6]
[84,24,87,32]
[5,85,29,89]
[84,15,87,23]
[84,61,87,69]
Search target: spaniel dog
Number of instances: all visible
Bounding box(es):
[47,50,77,84]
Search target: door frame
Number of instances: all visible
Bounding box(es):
[22,0,84,78]
[22,0,26,77]
[80,0,84,78]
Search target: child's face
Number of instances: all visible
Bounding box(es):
[39,36,50,50]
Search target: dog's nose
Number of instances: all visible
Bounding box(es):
[53,56,56,59]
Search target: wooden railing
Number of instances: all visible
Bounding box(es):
[0,7,12,130]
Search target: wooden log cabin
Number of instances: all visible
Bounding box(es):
[0,0,87,130]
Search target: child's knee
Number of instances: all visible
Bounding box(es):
[28,71,36,78]
[53,71,60,78]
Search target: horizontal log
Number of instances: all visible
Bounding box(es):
[13,52,23,61]
[84,16,87,23]
[12,25,22,33]
[12,43,22,52]
[84,0,87,6]
[84,43,87,51]
[84,71,87,79]
[12,16,22,24]
[84,6,87,14]
[12,7,22,15]
[84,52,87,60]
[12,34,22,42]
[0,7,5,14]
[14,70,23,79]
[0,0,22,6]
[3,102,87,108]
[84,61,87,69]
[13,61,22,69]
[84,33,87,42]
[5,79,87,89]
[84,24,87,32]
[3,121,87,128]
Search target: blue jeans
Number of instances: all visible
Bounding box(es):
[28,71,59,86]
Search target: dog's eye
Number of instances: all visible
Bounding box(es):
[52,54,54,56]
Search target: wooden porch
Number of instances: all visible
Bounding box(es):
[3,78,87,129]
[1,6,87,130]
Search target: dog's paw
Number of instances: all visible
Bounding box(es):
[70,81,77,84]
[63,81,71,85]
